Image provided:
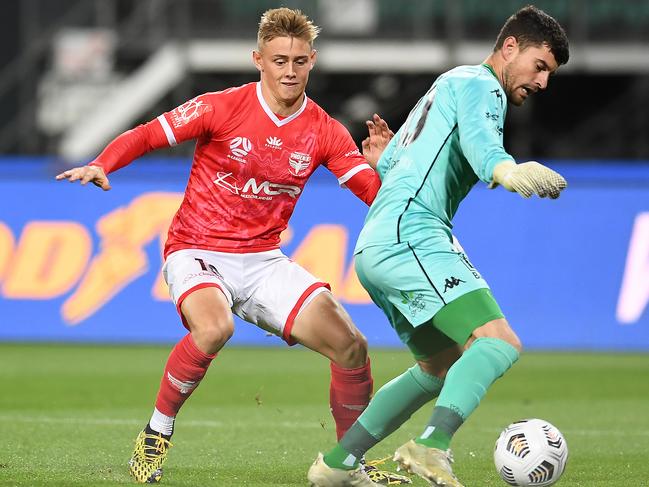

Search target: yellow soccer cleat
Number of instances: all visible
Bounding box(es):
[361,457,412,485]
[393,440,464,487]
[128,428,173,484]
[308,452,378,486]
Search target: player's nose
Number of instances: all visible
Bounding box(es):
[286,62,298,77]
[536,72,550,90]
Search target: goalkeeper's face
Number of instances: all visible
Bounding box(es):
[254,36,316,109]
[503,43,559,106]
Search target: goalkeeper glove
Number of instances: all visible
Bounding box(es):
[491,161,567,199]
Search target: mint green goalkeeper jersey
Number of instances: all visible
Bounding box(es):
[355,64,515,253]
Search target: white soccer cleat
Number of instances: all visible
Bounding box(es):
[307,452,378,486]
[393,440,464,487]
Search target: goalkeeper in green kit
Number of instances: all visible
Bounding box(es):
[308,5,569,487]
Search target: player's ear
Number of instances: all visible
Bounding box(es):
[252,50,263,72]
[309,49,317,70]
[501,36,519,62]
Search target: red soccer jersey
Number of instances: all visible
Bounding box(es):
[92,82,380,255]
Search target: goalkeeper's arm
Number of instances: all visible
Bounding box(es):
[490,161,567,199]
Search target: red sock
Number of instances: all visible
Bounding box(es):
[155,334,216,417]
[330,358,373,441]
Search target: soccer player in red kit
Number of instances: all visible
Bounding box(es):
[56,7,410,486]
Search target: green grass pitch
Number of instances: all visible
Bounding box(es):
[0,343,647,486]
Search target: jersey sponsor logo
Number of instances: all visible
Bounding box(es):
[288,151,312,176]
[490,88,504,108]
[213,172,242,194]
[443,276,465,293]
[265,136,283,149]
[213,172,301,200]
[400,290,426,316]
[182,271,221,285]
[170,97,212,128]
[344,149,362,158]
[228,136,252,162]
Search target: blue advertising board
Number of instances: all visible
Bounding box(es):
[0,158,647,350]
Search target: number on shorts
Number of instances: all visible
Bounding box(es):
[194,257,221,278]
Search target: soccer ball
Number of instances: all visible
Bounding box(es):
[494,418,568,486]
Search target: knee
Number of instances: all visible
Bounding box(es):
[508,335,523,354]
[471,318,523,354]
[417,346,462,379]
[189,315,234,354]
[331,329,368,368]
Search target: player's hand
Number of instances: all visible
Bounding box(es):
[55,164,112,191]
[491,161,566,199]
[362,113,394,170]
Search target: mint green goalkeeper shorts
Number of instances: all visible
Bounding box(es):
[355,241,504,358]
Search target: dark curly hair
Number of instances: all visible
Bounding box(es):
[494,5,569,66]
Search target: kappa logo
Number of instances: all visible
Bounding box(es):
[443,276,465,293]
[170,97,213,128]
[228,136,252,162]
[265,136,283,149]
[288,151,311,176]
[213,172,301,199]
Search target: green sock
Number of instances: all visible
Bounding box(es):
[359,364,443,439]
[417,337,519,450]
[323,443,359,470]
[415,406,462,450]
[324,364,443,469]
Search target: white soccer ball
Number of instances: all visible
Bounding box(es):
[494,418,568,486]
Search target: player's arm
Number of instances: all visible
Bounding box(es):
[457,77,566,199]
[55,120,165,190]
[361,113,394,170]
[324,118,382,205]
[55,94,218,190]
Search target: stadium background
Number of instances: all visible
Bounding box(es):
[1,0,647,348]
[0,2,648,486]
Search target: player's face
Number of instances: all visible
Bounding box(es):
[254,36,316,110]
[502,42,559,106]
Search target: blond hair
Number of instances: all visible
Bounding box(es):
[257,8,320,48]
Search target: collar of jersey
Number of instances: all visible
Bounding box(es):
[256,82,308,127]
[481,63,498,80]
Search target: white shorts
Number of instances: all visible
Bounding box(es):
[162,248,330,345]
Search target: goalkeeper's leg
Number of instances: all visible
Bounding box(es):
[414,319,521,453]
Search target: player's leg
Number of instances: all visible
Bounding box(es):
[414,312,521,452]
[391,246,520,486]
[310,244,452,485]
[290,291,374,438]
[152,286,233,428]
[291,293,414,483]
[244,252,406,485]
[129,250,236,484]
[244,251,372,441]
[313,240,510,486]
